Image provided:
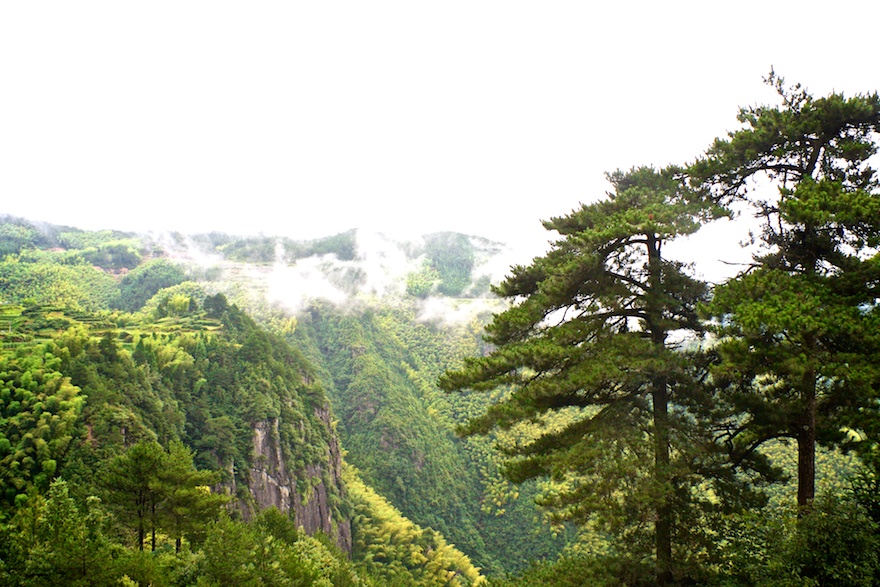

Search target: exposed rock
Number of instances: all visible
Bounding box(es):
[247,406,352,552]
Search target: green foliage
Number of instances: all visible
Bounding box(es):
[0,299,364,583]
[486,555,640,587]
[0,349,83,508]
[852,450,880,528]
[297,304,507,572]
[756,439,860,508]
[4,479,118,587]
[440,167,770,583]
[100,439,226,552]
[80,240,142,270]
[56,229,138,252]
[0,255,119,310]
[217,236,279,263]
[369,304,571,569]
[690,71,880,201]
[712,496,880,587]
[0,481,365,587]
[202,292,229,318]
[116,258,188,312]
[101,440,166,550]
[200,509,367,587]
[0,219,523,585]
[406,262,441,298]
[136,281,206,320]
[0,221,144,276]
[211,231,359,264]
[690,72,880,507]
[0,217,56,257]
[347,469,485,587]
[286,230,359,262]
[52,327,185,453]
[424,232,476,296]
[494,492,880,587]
[781,496,879,587]
[160,440,229,551]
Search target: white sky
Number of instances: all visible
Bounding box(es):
[2,1,879,280]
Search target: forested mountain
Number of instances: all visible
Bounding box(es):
[177,226,572,573]
[2,77,880,587]
[0,218,493,586]
[292,304,569,574]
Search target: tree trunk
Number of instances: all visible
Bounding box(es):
[654,376,673,585]
[796,278,818,512]
[647,233,673,584]
[797,373,816,510]
[151,500,158,551]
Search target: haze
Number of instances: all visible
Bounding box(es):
[2,1,878,281]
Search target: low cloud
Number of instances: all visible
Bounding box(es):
[149,228,514,326]
[264,230,509,324]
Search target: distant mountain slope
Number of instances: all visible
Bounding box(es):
[1,215,570,573]
[0,215,499,584]
[293,302,570,573]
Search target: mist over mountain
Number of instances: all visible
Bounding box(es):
[1,167,875,587]
[0,214,570,583]
[155,227,515,322]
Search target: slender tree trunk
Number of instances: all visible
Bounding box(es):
[151,500,158,551]
[797,258,818,512]
[653,375,673,585]
[797,370,816,510]
[646,233,673,584]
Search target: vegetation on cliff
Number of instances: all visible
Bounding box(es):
[0,217,489,586]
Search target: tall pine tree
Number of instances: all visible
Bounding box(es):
[441,167,770,583]
[689,72,880,508]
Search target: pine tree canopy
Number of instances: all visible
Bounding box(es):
[689,71,880,507]
[440,166,770,580]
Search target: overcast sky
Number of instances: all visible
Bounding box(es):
[2,1,879,279]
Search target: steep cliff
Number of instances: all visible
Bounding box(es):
[247,408,352,552]
[185,299,355,552]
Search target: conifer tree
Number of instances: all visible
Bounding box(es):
[101,440,165,550]
[689,72,880,508]
[102,439,226,552]
[10,480,115,587]
[158,440,227,552]
[440,167,768,583]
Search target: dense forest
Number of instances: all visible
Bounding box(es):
[0,224,495,586]
[1,75,879,586]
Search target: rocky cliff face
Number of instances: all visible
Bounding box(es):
[247,406,352,552]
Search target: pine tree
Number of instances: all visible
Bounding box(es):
[101,440,165,550]
[440,167,767,583]
[11,480,115,587]
[158,440,227,552]
[101,439,227,552]
[689,72,880,508]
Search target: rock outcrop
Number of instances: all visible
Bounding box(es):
[247,406,352,552]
